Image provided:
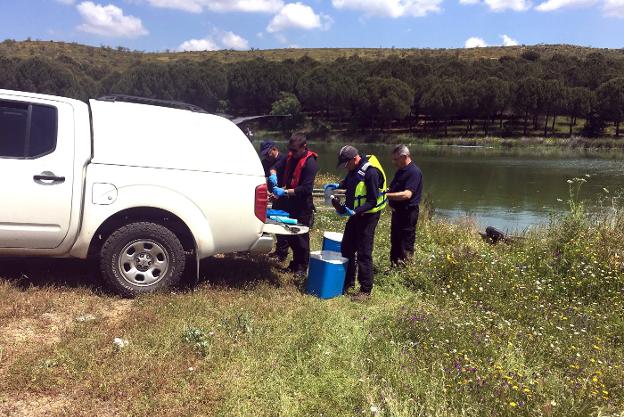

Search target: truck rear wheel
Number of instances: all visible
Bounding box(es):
[100,222,186,297]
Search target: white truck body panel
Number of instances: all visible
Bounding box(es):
[69,164,266,259]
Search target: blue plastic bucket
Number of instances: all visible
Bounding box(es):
[306,250,348,299]
[322,232,343,253]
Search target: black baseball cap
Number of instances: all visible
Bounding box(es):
[337,145,358,167]
[260,140,276,157]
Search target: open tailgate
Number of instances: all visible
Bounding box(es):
[262,220,309,235]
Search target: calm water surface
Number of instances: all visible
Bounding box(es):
[259,141,624,232]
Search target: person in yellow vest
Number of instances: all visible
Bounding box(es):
[324,145,387,300]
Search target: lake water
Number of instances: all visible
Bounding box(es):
[259,141,624,232]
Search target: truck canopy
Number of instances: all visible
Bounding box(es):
[89,99,263,177]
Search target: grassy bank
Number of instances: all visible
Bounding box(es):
[1,190,623,416]
[400,135,624,150]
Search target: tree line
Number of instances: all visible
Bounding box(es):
[1,46,624,137]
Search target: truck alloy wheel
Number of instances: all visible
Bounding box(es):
[117,239,169,286]
[100,222,186,297]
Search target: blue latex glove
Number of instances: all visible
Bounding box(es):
[273,187,286,198]
[323,183,340,192]
[339,207,355,217]
[268,174,278,187]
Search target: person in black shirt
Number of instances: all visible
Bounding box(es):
[271,133,318,276]
[386,144,423,266]
[325,145,386,300]
[259,140,289,261]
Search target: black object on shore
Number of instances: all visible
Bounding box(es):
[480,226,506,244]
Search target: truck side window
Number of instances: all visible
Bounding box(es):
[29,104,58,157]
[0,102,28,158]
[0,100,57,159]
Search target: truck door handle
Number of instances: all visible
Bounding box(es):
[34,172,65,184]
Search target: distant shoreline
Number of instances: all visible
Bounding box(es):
[253,131,624,152]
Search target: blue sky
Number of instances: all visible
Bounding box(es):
[0,0,623,52]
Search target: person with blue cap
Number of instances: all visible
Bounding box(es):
[259,140,289,261]
[260,140,286,183]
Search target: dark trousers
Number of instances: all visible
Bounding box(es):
[341,212,380,294]
[287,210,313,271]
[272,199,289,258]
[274,235,289,258]
[390,206,419,265]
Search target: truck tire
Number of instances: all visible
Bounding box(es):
[100,222,186,297]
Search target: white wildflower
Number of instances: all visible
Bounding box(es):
[113,337,129,351]
[75,314,96,322]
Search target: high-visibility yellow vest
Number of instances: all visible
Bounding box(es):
[353,155,387,214]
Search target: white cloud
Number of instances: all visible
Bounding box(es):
[145,0,284,13]
[209,0,284,12]
[460,0,531,11]
[500,34,519,45]
[331,0,442,17]
[146,0,204,13]
[535,0,596,10]
[178,30,250,51]
[603,0,624,16]
[464,36,488,48]
[483,0,531,10]
[533,0,623,16]
[221,31,250,49]
[267,2,333,32]
[463,35,520,47]
[534,0,624,15]
[76,2,148,37]
[178,37,219,51]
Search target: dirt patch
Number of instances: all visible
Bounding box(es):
[0,394,120,417]
[98,299,134,326]
[0,394,72,417]
[0,298,134,355]
[1,311,70,350]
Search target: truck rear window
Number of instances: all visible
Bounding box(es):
[0,100,58,159]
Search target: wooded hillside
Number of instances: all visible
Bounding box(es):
[2,40,624,137]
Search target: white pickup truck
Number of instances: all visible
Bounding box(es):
[0,89,304,296]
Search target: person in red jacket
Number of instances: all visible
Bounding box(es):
[271,132,318,277]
